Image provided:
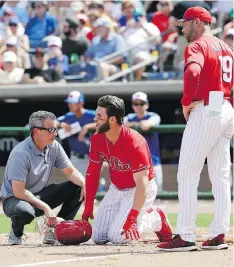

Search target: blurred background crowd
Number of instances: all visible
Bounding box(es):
[0,0,233,85]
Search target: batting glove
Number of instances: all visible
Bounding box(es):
[122,209,140,240]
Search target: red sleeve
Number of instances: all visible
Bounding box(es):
[129,142,151,173]
[85,134,103,209]
[181,43,204,106]
[85,161,102,209]
[184,42,205,70]
[181,63,202,106]
[89,134,103,164]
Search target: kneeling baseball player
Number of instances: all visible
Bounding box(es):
[82,95,172,244]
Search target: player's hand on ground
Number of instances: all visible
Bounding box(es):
[60,122,72,132]
[121,209,140,240]
[139,120,151,131]
[121,220,140,240]
[82,206,94,221]
[78,126,88,142]
[79,186,86,202]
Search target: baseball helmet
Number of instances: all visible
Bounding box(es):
[55,220,92,245]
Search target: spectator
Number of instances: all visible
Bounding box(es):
[57,91,96,176]
[0,9,15,40]
[22,48,65,84]
[152,1,178,70]
[0,51,24,84]
[3,36,31,69]
[45,36,69,74]
[120,15,161,80]
[86,9,101,42]
[8,17,30,52]
[118,0,143,27]
[0,1,30,26]
[103,0,122,21]
[124,92,163,192]
[76,14,91,39]
[88,1,114,31]
[25,1,57,48]
[70,1,86,17]
[62,18,89,64]
[84,17,126,80]
[224,28,234,47]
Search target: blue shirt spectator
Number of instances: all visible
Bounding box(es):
[124,92,163,192]
[84,32,126,61]
[84,17,126,61]
[57,91,96,176]
[46,36,69,74]
[57,110,96,155]
[25,1,57,48]
[0,1,29,25]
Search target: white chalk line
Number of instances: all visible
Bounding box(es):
[6,253,131,267]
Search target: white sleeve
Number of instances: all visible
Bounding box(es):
[123,116,129,123]
[147,114,161,125]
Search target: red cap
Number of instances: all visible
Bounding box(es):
[175,6,212,26]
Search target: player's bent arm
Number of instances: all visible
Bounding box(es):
[132,169,149,212]
[145,114,161,127]
[12,180,51,212]
[62,166,85,188]
[181,62,202,106]
[85,160,102,208]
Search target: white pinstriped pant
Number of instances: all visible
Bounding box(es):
[92,179,162,244]
[177,101,234,242]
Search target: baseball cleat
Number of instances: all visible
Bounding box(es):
[157,234,197,252]
[201,234,228,250]
[155,208,173,242]
[8,228,23,245]
[43,228,56,245]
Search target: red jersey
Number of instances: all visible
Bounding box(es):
[89,125,155,189]
[182,35,234,106]
[152,11,174,42]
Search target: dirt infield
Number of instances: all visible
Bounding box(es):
[0,233,233,267]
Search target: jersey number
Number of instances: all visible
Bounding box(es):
[218,56,233,83]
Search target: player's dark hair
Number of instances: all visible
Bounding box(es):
[98,95,125,125]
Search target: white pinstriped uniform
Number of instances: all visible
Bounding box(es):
[92,179,162,244]
[177,101,234,242]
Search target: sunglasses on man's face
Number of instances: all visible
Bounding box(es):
[9,23,17,27]
[132,102,145,106]
[33,127,58,133]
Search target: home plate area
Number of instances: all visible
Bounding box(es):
[0,233,233,267]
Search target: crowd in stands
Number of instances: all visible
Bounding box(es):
[0,0,232,85]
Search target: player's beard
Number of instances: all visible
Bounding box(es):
[97,119,110,133]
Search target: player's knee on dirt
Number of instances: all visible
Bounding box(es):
[108,229,126,244]
[92,231,108,245]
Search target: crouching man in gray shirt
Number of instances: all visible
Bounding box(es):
[0,111,86,245]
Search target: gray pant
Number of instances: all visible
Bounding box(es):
[3,181,83,237]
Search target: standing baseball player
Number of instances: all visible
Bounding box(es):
[158,7,234,251]
[82,95,172,244]
[124,92,163,192]
[57,91,96,176]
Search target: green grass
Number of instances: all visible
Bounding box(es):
[0,214,233,234]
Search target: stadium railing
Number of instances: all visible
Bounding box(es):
[0,125,232,200]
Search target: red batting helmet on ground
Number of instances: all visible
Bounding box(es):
[55,220,92,245]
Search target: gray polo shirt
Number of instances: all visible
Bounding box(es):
[0,136,71,199]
